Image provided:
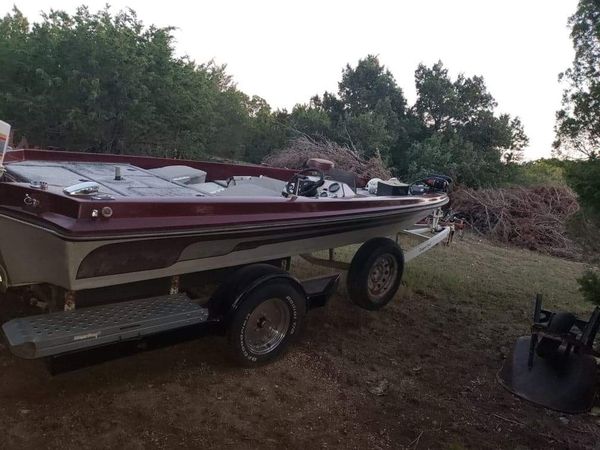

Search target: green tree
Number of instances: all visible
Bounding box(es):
[556,0,600,213]
[299,55,412,164]
[555,0,600,157]
[405,133,502,187]
[412,61,528,184]
[0,6,254,159]
[242,96,287,163]
[565,159,600,213]
[0,7,533,186]
[288,101,332,139]
[555,0,600,306]
[337,55,406,116]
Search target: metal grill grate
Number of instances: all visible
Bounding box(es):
[2,293,209,359]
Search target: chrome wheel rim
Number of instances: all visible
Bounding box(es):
[245,298,291,355]
[367,254,398,302]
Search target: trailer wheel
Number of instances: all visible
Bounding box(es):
[347,238,404,310]
[228,279,306,366]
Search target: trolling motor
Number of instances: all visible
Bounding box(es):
[498,294,600,413]
[409,174,453,195]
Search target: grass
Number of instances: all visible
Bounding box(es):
[404,234,587,312]
[289,233,600,448]
[298,232,590,320]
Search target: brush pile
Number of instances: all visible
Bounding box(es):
[263,136,392,180]
[451,186,580,258]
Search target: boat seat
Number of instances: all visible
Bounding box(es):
[186,176,286,197]
[147,165,207,185]
[185,182,226,195]
[224,176,286,193]
[214,184,283,197]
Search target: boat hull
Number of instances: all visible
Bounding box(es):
[0,203,442,291]
[0,148,449,291]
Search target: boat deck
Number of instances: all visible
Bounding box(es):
[5,160,288,198]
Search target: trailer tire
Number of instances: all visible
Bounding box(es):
[228,279,306,366]
[347,238,404,310]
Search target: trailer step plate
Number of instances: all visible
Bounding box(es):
[2,293,209,359]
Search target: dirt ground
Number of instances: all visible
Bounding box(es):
[0,236,599,449]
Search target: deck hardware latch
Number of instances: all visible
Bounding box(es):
[29,181,48,190]
[63,181,100,196]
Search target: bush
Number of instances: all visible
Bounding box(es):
[578,269,600,306]
[502,159,567,187]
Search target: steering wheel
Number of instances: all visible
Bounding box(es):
[285,169,325,197]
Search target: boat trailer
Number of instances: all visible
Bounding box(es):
[300,209,455,270]
[1,212,454,367]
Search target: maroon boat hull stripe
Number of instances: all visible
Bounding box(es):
[75,207,433,279]
[0,197,446,242]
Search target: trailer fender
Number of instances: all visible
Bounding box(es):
[208,263,307,326]
[230,273,307,315]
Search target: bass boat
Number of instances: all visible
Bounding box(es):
[0,121,449,363]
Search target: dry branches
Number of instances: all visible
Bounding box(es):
[451,186,580,258]
[263,136,392,180]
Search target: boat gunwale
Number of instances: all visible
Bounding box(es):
[0,196,449,242]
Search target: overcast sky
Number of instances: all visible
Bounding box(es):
[8,0,578,160]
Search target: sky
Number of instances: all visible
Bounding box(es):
[6,0,578,160]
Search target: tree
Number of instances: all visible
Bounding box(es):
[0,6,531,186]
[555,0,600,157]
[0,6,256,159]
[565,158,600,216]
[414,62,459,132]
[405,133,502,187]
[412,61,528,184]
[556,0,600,217]
[242,96,287,163]
[288,102,332,139]
[337,55,407,116]
[291,55,414,166]
[555,0,600,306]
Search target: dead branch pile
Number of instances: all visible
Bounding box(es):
[263,136,392,180]
[451,186,580,258]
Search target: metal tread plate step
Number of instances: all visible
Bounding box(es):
[2,293,209,359]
